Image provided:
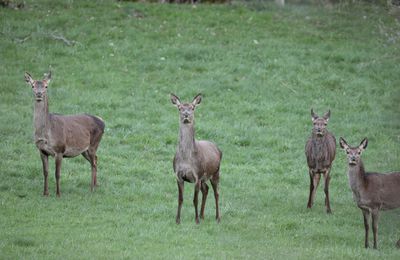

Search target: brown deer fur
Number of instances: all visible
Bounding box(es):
[25,72,105,197]
[171,93,222,224]
[340,137,400,249]
[305,109,336,213]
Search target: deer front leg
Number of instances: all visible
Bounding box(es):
[40,151,49,196]
[176,180,184,224]
[371,209,380,249]
[55,154,63,197]
[362,209,370,248]
[200,182,209,220]
[193,180,201,224]
[307,171,320,209]
[323,169,332,214]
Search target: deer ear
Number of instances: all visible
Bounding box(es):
[170,93,181,106]
[24,72,34,85]
[43,71,51,83]
[339,137,348,150]
[360,138,368,150]
[323,110,331,122]
[192,93,202,106]
[311,108,318,122]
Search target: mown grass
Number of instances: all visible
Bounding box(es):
[1,0,399,259]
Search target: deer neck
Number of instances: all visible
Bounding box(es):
[33,96,50,143]
[177,123,196,161]
[347,160,366,192]
[312,132,326,141]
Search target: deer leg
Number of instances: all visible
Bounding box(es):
[94,155,98,187]
[323,170,332,214]
[211,173,220,223]
[82,151,97,191]
[371,209,380,249]
[307,171,320,209]
[200,182,209,220]
[362,209,370,248]
[193,180,201,224]
[55,154,63,197]
[307,172,314,208]
[40,152,49,196]
[176,180,184,224]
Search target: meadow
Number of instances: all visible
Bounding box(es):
[0,0,400,259]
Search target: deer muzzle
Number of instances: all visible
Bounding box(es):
[35,94,43,101]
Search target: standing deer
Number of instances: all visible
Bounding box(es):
[305,109,336,213]
[25,71,105,197]
[170,93,222,224]
[339,137,400,249]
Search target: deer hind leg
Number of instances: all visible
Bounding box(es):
[200,182,209,220]
[176,180,184,224]
[40,151,49,196]
[362,209,370,248]
[210,172,220,223]
[55,154,63,197]
[307,171,320,209]
[82,149,97,191]
[323,169,332,214]
[193,180,201,224]
[371,209,380,249]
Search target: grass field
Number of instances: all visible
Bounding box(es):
[1,0,400,259]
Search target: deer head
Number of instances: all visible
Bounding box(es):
[311,109,330,137]
[171,93,202,125]
[339,137,368,166]
[25,71,51,102]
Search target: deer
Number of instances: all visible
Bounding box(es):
[170,93,222,224]
[339,137,400,249]
[305,109,336,213]
[24,71,105,197]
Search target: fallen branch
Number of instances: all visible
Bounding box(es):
[14,35,31,44]
[48,33,79,46]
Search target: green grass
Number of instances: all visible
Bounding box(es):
[1,0,400,259]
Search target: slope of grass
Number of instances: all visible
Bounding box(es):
[1,0,399,259]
